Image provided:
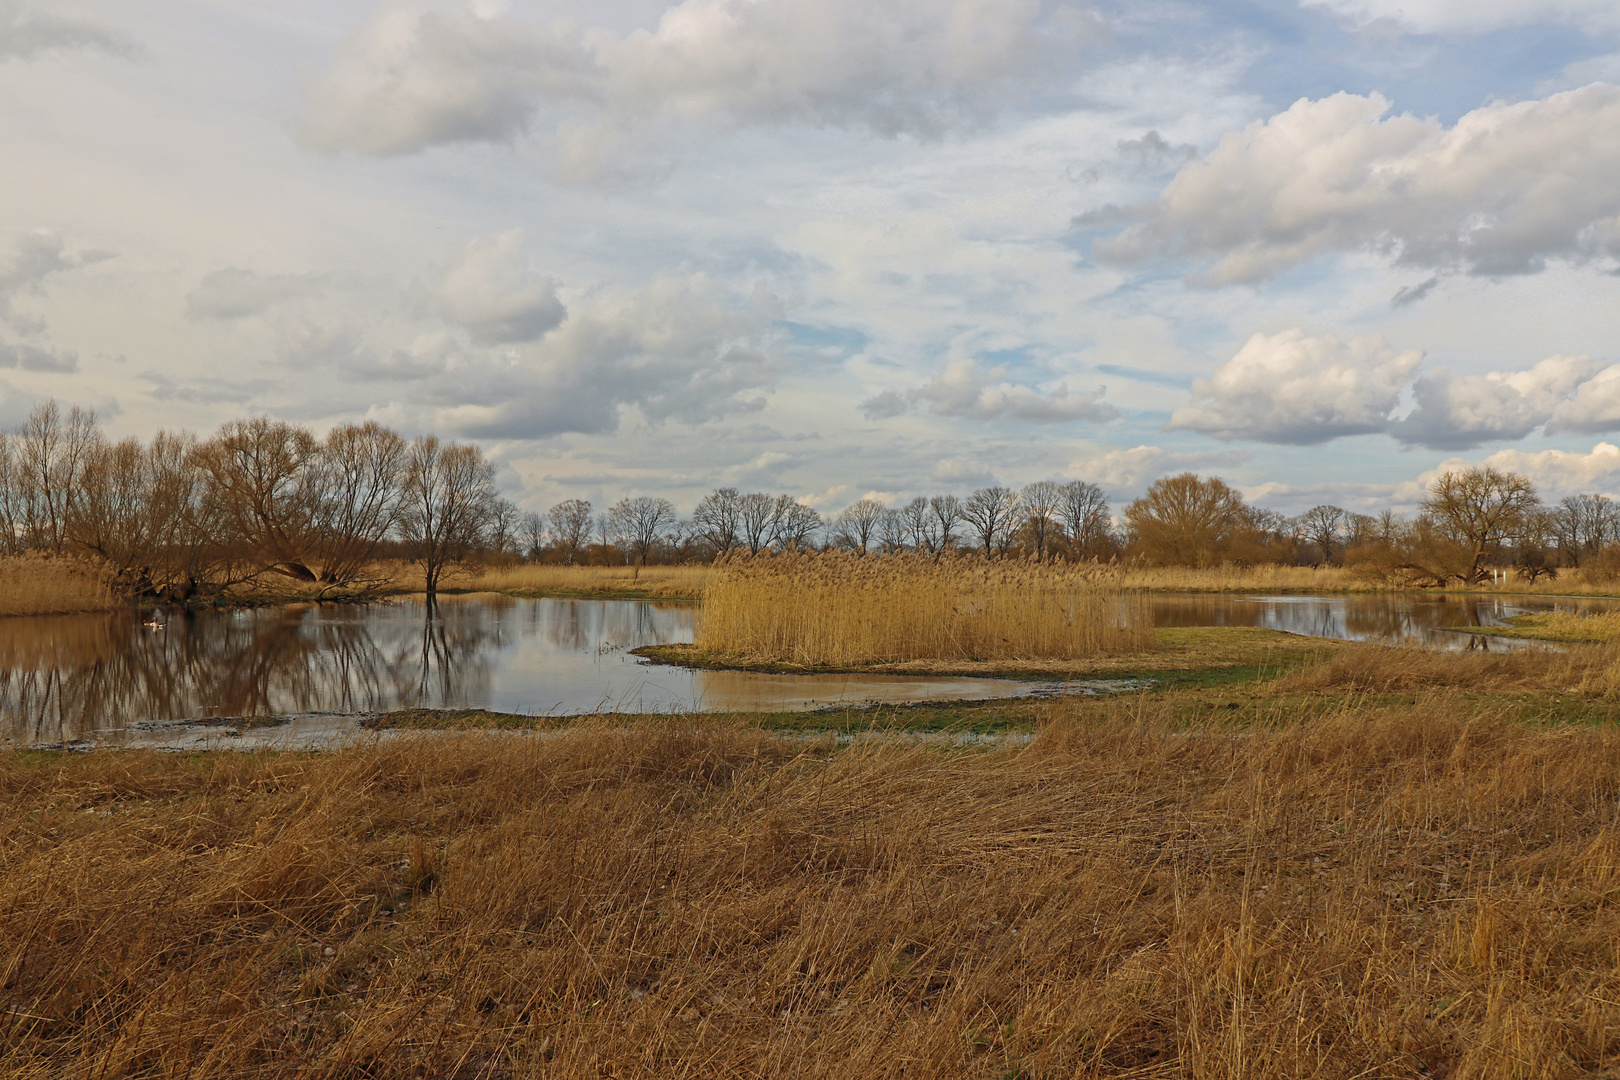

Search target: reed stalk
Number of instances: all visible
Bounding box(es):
[696,552,1152,664]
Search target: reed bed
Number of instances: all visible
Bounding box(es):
[1119,562,1360,592]
[0,554,121,616]
[5,703,1620,1077]
[453,562,708,599]
[697,552,1152,665]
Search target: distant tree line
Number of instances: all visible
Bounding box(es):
[544,471,1612,587]
[1,401,1607,594]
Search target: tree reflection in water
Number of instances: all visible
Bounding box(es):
[0,600,504,745]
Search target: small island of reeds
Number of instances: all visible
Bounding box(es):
[668,552,1153,670]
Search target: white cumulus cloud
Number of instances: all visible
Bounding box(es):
[298,0,1088,161]
[865,358,1116,424]
[1394,354,1611,448]
[1168,330,1422,444]
[1091,83,1620,284]
[1436,443,1620,501]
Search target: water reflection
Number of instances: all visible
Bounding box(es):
[1151,593,1620,648]
[4,591,1620,747]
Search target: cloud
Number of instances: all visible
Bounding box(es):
[0,2,131,62]
[0,231,105,375]
[1394,354,1610,449]
[295,3,591,156]
[298,0,1089,162]
[434,231,566,345]
[1436,443,1620,501]
[1065,444,1248,494]
[868,358,1116,424]
[139,371,276,405]
[859,389,909,419]
[0,340,76,372]
[1168,330,1422,444]
[1299,0,1620,34]
[1090,83,1620,284]
[408,272,786,438]
[184,268,327,319]
[0,231,105,320]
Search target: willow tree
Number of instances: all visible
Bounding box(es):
[1419,466,1540,584]
[397,436,496,601]
[1124,473,1254,567]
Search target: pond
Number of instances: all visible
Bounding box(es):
[1,590,1615,749]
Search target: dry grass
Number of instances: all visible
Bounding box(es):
[6,701,1620,1077]
[448,563,708,599]
[1120,563,1361,592]
[697,552,1152,665]
[1274,638,1620,704]
[1475,611,1620,644]
[0,554,121,616]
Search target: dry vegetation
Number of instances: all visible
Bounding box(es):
[1461,611,1620,644]
[0,555,122,617]
[7,687,1620,1078]
[696,552,1153,666]
[455,562,709,600]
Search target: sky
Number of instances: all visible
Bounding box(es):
[3,0,1620,520]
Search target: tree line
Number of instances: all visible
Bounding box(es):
[549,470,1608,587]
[0,401,1604,595]
[0,403,499,600]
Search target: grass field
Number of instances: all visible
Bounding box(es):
[8,647,1620,1078]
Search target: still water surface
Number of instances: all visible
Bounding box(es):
[2,591,1616,748]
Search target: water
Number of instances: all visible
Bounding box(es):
[2,591,1614,749]
[0,595,1086,748]
[1151,592,1620,648]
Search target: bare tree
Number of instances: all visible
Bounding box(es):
[1059,481,1112,559]
[877,507,907,553]
[963,486,1020,557]
[192,416,322,581]
[1345,512,1379,550]
[1556,494,1619,564]
[307,421,406,586]
[834,498,886,555]
[738,491,781,555]
[1299,504,1348,565]
[1019,481,1061,560]
[774,500,822,551]
[692,487,743,555]
[397,436,497,601]
[520,511,546,560]
[18,401,101,554]
[1420,466,1541,584]
[608,495,677,565]
[899,497,937,555]
[547,499,592,565]
[927,495,964,558]
[487,497,521,558]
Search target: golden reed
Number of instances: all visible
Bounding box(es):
[458,562,709,599]
[0,554,120,617]
[695,551,1152,664]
